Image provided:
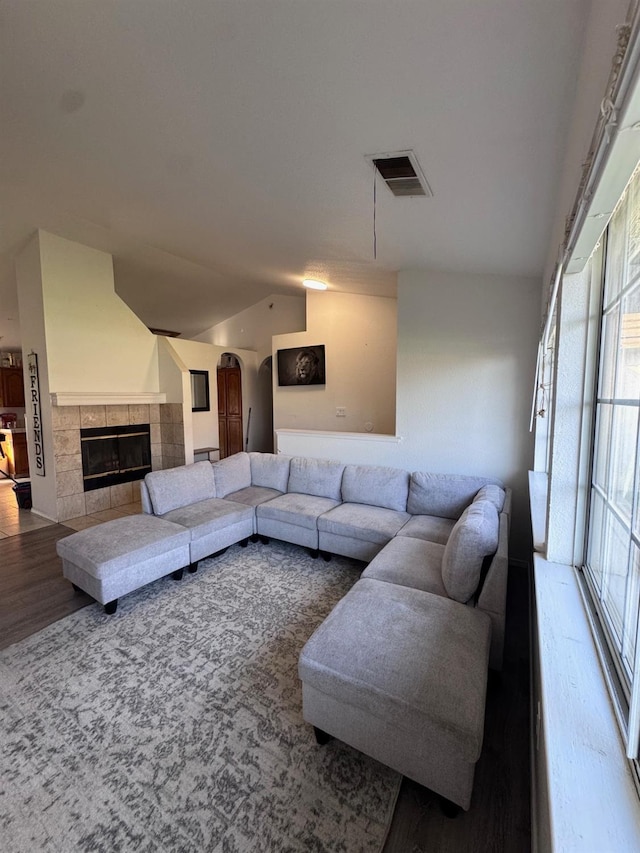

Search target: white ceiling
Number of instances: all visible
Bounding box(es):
[0,0,590,347]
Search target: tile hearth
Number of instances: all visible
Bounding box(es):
[0,477,143,539]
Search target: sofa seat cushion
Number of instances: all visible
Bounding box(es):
[249,452,292,492]
[341,464,410,512]
[145,462,216,515]
[397,514,456,545]
[56,514,191,578]
[361,536,448,598]
[442,500,500,603]
[161,497,253,541]
[256,492,340,530]
[407,472,502,520]
[299,577,491,762]
[226,485,282,506]
[318,502,410,545]
[213,452,252,498]
[288,457,345,501]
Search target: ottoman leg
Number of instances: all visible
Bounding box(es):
[104,600,118,615]
[172,568,184,581]
[440,796,461,819]
[313,726,333,745]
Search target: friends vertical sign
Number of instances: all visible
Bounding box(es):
[27,351,45,476]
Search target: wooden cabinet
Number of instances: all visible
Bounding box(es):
[217,367,243,458]
[0,430,29,479]
[0,367,25,407]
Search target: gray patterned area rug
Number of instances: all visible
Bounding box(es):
[0,540,401,852]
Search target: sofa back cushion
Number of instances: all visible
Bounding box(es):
[249,452,292,492]
[407,471,503,519]
[213,452,251,498]
[145,462,216,516]
[473,484,506,513]
[441,500,499,602]
[341,464,410,512]
[288,457,345,501]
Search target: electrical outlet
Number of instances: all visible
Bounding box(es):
[336,407,346,417]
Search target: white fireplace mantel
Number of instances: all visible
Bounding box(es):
[50,392,167,407]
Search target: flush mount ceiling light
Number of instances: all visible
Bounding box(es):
[366,150,433,197]
[302,279,328,290]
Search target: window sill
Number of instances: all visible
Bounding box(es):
[532,554,640,850]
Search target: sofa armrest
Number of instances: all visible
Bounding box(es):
[476,494,511,670]
[139,480,153,514]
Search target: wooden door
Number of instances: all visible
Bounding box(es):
[0,368,25,407]
[217,367,243,458]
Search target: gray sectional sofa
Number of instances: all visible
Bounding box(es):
[59,450,510,813]
[138,452,510,671]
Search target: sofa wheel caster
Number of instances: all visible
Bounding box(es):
[439,797,461,819]
[259,535,270,545]
[308,549,319,559]
[313,726,333,745]
[104,599,118,615]
[172,568,184,581]
[321,551,332,562]
[240,538,249,548]
[188,562,198,574]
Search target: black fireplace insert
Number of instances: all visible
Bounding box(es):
[81,423,152,492]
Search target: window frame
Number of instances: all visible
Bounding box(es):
[581,178,640,767]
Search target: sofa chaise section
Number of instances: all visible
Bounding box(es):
[57,514,191,613]
[299,577,492,811]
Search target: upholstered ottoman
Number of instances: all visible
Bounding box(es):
[298,577,492,811]
[57,514,191,614]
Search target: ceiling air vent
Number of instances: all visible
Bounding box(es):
[367,150,432,198]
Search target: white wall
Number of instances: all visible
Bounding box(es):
[543,0,630,290]
[278,272,538,561]
[164,338,219,453]
[396,270,538,559]
[196,294,306,364]
[15,230,163,519]
[273,291,397,435]
[38,230,159,394]
[15,233,58,519]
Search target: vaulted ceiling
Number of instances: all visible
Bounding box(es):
[0,1,590,347]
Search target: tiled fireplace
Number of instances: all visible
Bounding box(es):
[52,403,185,521]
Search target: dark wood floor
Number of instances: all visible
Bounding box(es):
[384,565,531,852]
[0,528,531,851]
[0,524,92,649]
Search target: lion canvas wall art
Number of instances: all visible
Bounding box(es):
[277,345,326,386]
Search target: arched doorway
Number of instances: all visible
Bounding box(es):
[217,353,243,458]
[255,356,274,453]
